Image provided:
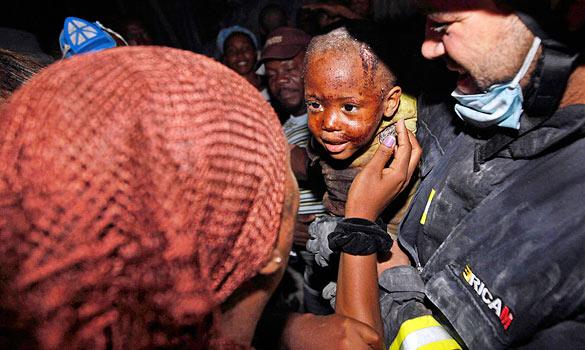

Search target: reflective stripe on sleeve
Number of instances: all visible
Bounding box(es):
[419,189,436,225]
[389,315,462,350]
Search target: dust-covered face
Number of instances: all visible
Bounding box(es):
[304,50,386,160]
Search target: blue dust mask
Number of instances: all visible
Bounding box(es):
[451,37,541,130]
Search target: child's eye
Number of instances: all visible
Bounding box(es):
[306,101,322,112]
[342,104,358,113]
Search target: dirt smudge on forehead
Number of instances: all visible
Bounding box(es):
[359,43,380,89]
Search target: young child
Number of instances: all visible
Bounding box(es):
[300,26,418,311]
[304,26,417,232]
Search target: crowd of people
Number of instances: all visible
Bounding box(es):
[1,0,584,349]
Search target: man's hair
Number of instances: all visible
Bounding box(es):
[305,26,397,95]
[0,49,44,102]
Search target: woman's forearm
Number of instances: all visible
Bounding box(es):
[336,252,383,340]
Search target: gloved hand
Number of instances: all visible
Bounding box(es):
[306,216,342,267]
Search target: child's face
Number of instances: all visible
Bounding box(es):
[305,51,388,160]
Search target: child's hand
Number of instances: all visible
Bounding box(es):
[345,119,422,221]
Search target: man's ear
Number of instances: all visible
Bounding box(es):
[258,249,284,275]
[383,86,402,117]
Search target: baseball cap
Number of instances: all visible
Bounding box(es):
[260,27,311,63]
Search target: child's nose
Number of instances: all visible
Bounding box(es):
[322,110,341,131]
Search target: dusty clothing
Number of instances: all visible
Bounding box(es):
[380,93,585,348]
[307,93,418,236]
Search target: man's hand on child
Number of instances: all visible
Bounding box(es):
[345,119,422,221]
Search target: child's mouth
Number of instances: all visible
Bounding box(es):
[323,140,349,154]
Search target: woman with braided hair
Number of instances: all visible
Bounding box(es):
[0,45,421,349]
[0,46,298,349]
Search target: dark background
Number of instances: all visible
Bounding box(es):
[0,0,308,57]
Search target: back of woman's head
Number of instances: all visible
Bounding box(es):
[0,46,287,349]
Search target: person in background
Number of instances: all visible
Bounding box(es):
[258,3,288,45]
[117,18,153,46]
[217,25,268,99]
[259,26,328,314]
[0,49,44,104]
[301,0,372,32]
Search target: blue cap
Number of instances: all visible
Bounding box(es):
[216,25,259,55]
[59,17,117,58]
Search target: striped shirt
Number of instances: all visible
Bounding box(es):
[283,113,326,215]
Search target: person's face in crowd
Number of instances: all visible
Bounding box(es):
[305,50,400,161]
[224,33,258,76]
[420,0,535,94]
[350,0,371,18]
[261,10,287,37]
[123,20,153,46]
[265,52,306,115]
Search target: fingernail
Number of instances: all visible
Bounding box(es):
[382,134,396,148]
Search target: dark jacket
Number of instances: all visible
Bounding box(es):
[380,93,585,349]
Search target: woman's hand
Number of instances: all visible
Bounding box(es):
[345,119,422,221]
[283,313,382,350]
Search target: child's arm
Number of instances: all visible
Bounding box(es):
[289,144,310,182]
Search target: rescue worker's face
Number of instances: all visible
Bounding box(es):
[420,0,536,94]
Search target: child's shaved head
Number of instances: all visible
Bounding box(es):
[305,26,396,96]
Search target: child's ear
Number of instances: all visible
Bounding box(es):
[383,86,402,117]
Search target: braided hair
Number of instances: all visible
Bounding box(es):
[0,46,287,349]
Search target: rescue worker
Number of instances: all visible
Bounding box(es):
[362,0,585,348]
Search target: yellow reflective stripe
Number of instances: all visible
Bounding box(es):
[389,315,461,350]
[390,316,439,350]
[418,339,462,350]
[420,189,436,225]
